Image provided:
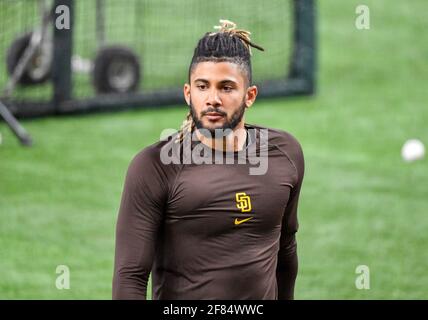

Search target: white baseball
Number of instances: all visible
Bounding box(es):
[401,139,425,162]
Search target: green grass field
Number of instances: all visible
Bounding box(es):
[1,0,428,299]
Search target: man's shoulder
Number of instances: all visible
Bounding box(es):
[248,123,303,154]
[248,123,304,179]
[130,131,180,168]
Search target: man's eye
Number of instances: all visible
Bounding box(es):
[197,85,207,90]
[223,86,233,92]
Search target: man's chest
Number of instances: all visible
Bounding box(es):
[165,155,296,237]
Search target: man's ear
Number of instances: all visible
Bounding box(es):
[183,83,191,106]
[245,85,258,108]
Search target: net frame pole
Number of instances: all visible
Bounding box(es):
[0,100,32,146]
[96,0,105,47]
[288,0,316,93]
[52,0,74,113]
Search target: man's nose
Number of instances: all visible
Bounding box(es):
[206,88,222,106]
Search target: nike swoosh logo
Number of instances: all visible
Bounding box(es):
[234,217,253,225]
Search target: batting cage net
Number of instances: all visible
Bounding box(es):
[0,0,316,118]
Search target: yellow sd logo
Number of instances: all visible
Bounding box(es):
[235,192,252,212]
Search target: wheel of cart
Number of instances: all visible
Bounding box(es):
[6,30,53,85]
[92,45,141,94]
[91,0,141,94]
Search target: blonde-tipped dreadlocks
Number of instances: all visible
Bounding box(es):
[210,19,265,56]
[175,19,264,144]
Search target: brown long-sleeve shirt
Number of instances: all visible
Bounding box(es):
[113,123,305,300]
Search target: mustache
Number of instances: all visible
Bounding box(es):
[200,108,227,117]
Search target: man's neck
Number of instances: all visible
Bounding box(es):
[196,123,247,152]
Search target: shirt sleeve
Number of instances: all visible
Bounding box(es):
[276,139,305,300]
[112,148,168,299]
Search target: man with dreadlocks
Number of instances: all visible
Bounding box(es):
[113,20,305,300]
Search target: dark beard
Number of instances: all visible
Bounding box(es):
[189,98,246,138]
